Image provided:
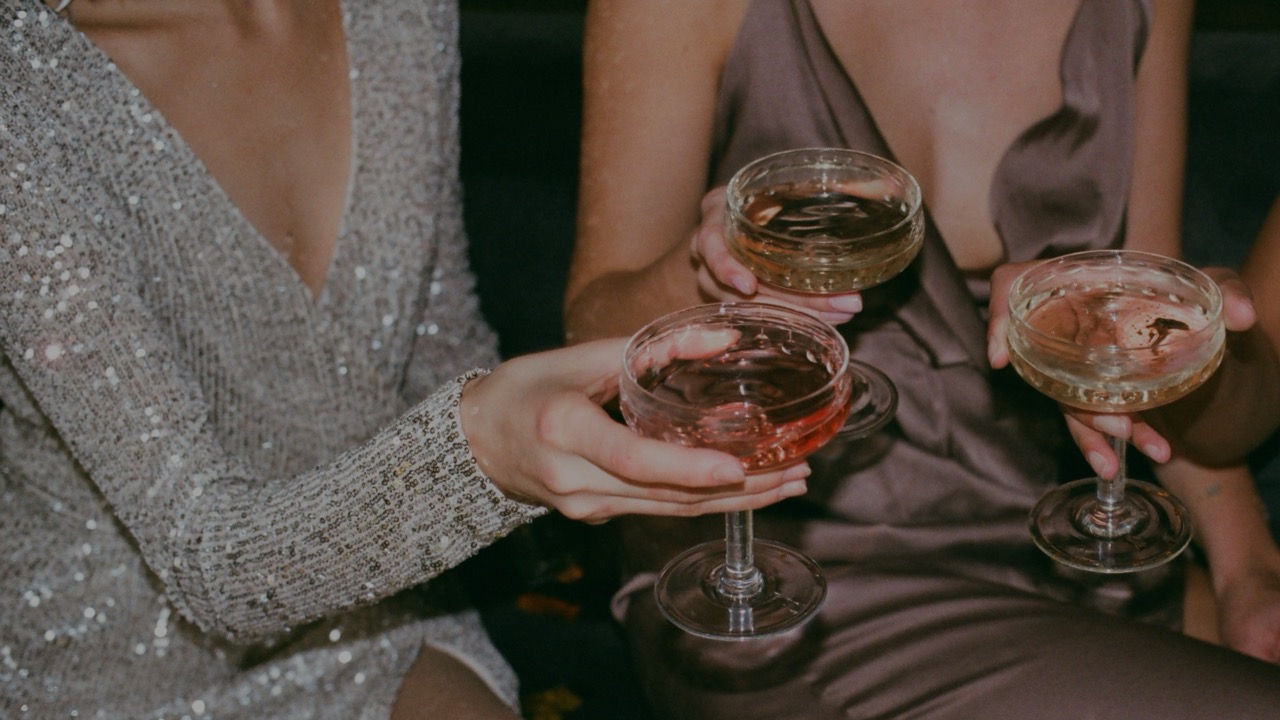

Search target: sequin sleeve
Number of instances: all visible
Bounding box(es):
[0,162,546,643]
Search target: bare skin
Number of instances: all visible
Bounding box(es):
[1158,458,1280,664]
[390,645,522,720]
[58,0,351,298]
[808,0,1080,277]
[1151,200,1280,665]
[1243,197,1280,411]
[1152,197,1280,463]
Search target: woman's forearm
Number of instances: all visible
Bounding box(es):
[563,238,707,344]
[1155,456,1278,593]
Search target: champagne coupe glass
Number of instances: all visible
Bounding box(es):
[1006,250,1226,573]
[620,302,854,639]
[724,148,924,437]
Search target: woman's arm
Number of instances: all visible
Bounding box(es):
[0,130,806,646]
[1149,265,1279,465]
[1123,0,1195,257]
[0,273,532,643]
[1244,197,1280,359]
[563,0,741,344]
[565,0,859,343]
[1145,196,1280,465]
[1154,456,1280,663]
[1235,195,1280,439]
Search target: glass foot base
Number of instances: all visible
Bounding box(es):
[1029,478,1191,574]
[836,360,898,440]
[655,539,827,640]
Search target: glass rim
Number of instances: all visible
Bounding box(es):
[621,301,852,415]
[1007,249,1225,357]
[725,147,924,247]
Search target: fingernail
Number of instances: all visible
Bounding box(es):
[731,274,754,295]
[828,295,862,313]
[1094,416,1129,438]
[1142,444,1167,462]
[781,480,808,498]
[1087,452,1109,477]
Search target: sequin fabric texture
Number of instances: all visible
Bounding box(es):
[0,1,546,716]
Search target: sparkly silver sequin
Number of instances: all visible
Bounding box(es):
[0,0,543,716]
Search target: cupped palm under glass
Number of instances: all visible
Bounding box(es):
[1006,250,1225,573]
[620,302,854,639]
[724,147,923,438]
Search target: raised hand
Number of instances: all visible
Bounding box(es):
[690,186,863,326]
[459,337,811,524]
[987,259,1257,479]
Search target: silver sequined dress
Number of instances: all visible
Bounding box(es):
[0,1,546,717]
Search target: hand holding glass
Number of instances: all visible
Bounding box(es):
[620,302,853,639]
[1006,250,1226,573]
[724,148,923,436]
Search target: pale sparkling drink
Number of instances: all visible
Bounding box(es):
[1008,282,1225,413]
[725,148,924,294]
[719,148,920,440]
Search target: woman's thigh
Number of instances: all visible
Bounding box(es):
[390,644,521,720]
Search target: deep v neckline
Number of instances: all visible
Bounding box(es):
[780,0,1145,367]
[800,0,1090,274]
[69,0,359,308]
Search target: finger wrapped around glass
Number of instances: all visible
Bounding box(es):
[1006,250,1226,573]
[724,147,924,437]
[620,302,854,639]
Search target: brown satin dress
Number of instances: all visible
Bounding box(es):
[611,1,1280,717]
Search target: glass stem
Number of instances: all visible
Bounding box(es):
[719,510,764,600]
[1088,435,1137,538]
[1098,435,1128,508]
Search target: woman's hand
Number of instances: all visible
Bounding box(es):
[459,337,811,524]
[691,186,863,326]
[986,260,1163,478]
[1160,457,1280,666]
[987,260,1257,479]
[1215,553,1280,664]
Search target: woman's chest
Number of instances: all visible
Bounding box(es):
[77,0,353,297]
[811,0,1083,273]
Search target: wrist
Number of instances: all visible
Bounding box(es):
[1206,531,1280,597]
[457,367,548,510]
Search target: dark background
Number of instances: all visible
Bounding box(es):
[456,3,1280,718]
